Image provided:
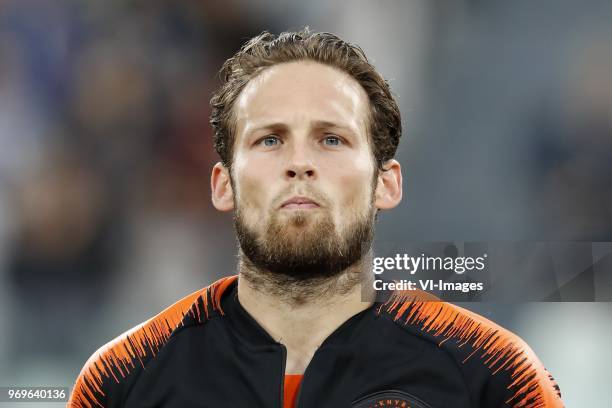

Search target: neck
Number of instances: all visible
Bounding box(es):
[237,252,376,374]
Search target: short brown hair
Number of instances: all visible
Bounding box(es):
[210,28,402,170]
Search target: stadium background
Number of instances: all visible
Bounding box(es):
[1,0,611,406]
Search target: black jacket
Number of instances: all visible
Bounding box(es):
[68,276,563,407]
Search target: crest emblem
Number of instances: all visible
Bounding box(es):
[351,390,433,408]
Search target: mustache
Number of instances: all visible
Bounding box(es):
[273,187,329,209]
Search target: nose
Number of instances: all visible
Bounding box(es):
[285,145,316,180]
[287,166,315,179]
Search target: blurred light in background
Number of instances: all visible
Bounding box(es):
[0,0,611,405]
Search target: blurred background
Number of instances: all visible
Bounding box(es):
[0,0,611,406]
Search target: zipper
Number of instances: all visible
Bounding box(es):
[293,346,318,408]
[294,307,376,407]
[279,344,287,408]
[293,369,304,408]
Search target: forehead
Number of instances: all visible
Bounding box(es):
[233,60,370,136]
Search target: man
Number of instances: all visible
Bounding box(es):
[68,29,563,407]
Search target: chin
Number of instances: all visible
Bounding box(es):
[281,209,321,227]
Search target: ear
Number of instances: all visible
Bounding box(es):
[211,162,234,211]
[374,159,402,210]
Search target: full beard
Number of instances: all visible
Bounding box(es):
[234,200,375,302]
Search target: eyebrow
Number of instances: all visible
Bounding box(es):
[248,120,356,135]
[311,120,354,133]
[248,122,289,135]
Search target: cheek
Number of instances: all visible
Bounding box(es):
[232,155,273,215]
[323,151,375,211]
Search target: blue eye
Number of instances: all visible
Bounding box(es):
[323,135,342,146]
[261,136,279,146]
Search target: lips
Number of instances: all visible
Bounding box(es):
[280,196,320,209]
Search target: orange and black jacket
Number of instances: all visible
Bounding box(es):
[68,276,564,408]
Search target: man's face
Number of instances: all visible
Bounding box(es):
[229,61,377,279]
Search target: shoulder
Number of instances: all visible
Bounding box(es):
[67,275,237,408]
[377,290,564,407]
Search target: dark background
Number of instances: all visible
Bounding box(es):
[1,0,611,406]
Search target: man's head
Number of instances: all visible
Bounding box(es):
[210,29,402,285]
